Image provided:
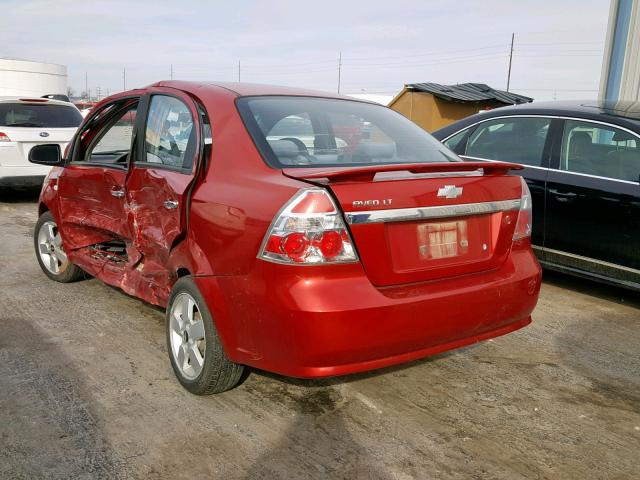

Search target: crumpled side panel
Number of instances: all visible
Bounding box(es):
[68,243,171,307]
[57,167,129,251]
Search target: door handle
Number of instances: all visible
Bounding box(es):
[548,189,576,202]
[164,200,179,210]
[110,189,125,198]
[549,188,578,198]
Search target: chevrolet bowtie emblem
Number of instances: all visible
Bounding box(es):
[437,185,463,199]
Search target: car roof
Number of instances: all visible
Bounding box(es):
[149,80,375,103]
[484,99,640,122]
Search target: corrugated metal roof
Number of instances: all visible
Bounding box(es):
[406,82,533,105]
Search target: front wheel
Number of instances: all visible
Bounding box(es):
[34,211,85,283]
[166,277,244,394]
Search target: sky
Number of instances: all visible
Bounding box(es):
[1,0,611,102]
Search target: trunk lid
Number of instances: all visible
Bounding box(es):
[284,162,524,286]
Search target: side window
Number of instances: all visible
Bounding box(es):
[443,129,469,153]
[465,117,551,167]
[560,120,640,182]
[82,104,137,165]
[144,95,195,170]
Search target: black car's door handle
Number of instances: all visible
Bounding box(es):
[548,189,577,202]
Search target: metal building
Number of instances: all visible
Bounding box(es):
[600,0,640,101]
[0,58,68,97]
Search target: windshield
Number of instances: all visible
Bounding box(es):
[0,103,83,128]
[237,96,460,168]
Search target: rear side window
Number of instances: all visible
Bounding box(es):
[465,117,551,167]
[443,129,469,153]
[143,95,195,170]
[560,120,640,182]
[237,96,459,167]
[0,103,82,128]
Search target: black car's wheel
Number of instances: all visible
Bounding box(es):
[166,277,244,394]
[34,211,85,283]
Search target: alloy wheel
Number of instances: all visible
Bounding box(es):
[169,292,207,380]
[37,220,69,275]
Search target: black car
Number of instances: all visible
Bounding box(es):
[433,100,639,291]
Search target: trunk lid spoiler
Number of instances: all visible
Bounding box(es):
[283,161,523,183]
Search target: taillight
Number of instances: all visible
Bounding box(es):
[513,177,532,240]
[259,188,358,264]
[0,132,11,142]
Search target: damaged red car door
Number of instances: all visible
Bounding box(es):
[125,90,201,290]
[56,98,139,250]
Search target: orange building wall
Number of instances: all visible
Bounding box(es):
[390,90,495,132]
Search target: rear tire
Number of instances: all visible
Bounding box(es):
[34,211,85,283]
[166,277,244,394]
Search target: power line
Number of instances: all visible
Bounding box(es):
[518,41,605,46]
[163,39,603,77]
[515,53,603,57]
[344,43,508,62]
[344,52,508,69]
[512,87,598,92]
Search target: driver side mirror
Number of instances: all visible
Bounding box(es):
[28,144,63,166]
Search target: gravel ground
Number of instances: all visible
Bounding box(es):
[1,188,639,480]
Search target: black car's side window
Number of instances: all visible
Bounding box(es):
[442,129,468,153]
[465,117,551,167]
[142,95,195,171]
[560,120,640,182]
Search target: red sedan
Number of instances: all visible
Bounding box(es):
[28,81,541,394]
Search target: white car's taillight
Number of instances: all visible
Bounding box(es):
[0,132,11,142]
[513,177,532,240]
[259,188,358,264]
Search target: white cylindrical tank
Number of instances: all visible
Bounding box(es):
[0,58,67,97]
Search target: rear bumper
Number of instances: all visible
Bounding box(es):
[197,246,541,378]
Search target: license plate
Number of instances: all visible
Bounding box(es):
[417,220,469,260]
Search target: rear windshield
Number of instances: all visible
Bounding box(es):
[0,103,83,128]
[237,96,460,168]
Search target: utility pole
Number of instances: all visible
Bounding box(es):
[506,32,514,92]
[170,64,173,80]
[123,67,126,91]
[238,60,241,82]
[337,51,342,94]
[85,72,88,100]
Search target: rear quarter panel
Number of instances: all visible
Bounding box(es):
[184,90,304,276]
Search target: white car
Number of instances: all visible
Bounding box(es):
[0,97,82,187]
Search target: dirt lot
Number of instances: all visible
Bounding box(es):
[1,189,639,480]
